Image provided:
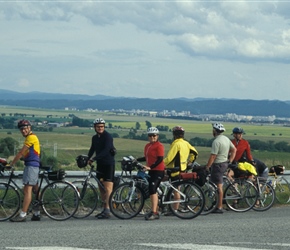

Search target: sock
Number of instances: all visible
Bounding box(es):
[104,208,110,214]
[20,211,27,217]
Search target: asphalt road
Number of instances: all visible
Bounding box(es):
[1,205,289,250]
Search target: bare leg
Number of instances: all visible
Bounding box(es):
[151,193,158,213]
[217,183,223,209]
[22,185,33,213]
[102,181,113,210]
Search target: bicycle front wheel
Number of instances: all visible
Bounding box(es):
[109,182,145,219]
[41,181,79,221]
[253,182,275,212]
[72,181,98,219]
[274,176,290,204]
[166,181,205,219]
[224,179,258,212]
[0,183,20,221]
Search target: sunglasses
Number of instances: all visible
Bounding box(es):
[148,134,157,137]
[95,125,105,128]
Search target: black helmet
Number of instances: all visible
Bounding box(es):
[76,155,89,168]
[232,127,244,134]
[17,119,31,129]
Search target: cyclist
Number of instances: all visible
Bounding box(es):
[229,127,257,178]
[253,158,269,179]
[163,126,198,215]
[206,123,236,214]
[231,127,255,164]
[137,127,165,220]
[10,119,41,222]
[87,118,116,219]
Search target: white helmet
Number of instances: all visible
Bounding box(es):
[147,127,159,134]
[212,123,225,132]
[93,118,105,125]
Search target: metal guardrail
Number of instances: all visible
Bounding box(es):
[1,170,290,180]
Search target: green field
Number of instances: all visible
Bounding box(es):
[1,106,290,170]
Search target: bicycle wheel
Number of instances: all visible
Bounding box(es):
[109,182,145,219]
[224,179,258,212]
[201,181,218,215]
[72,181,98,219]
[166,181,205,219]
[274,176,290,204]
[0,183,20,221]
[253,182,275,212]
[41,181,79,221]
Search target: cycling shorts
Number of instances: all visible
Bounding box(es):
[148,170,164,195]
[23,166,39,186]
[96,163,115,182]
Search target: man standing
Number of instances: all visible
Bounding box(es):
[206,123,236,214]
[10,119,41,222]
[88,118,115,219]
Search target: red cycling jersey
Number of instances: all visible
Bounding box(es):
[144,141,165,171]
[231,138,253,162]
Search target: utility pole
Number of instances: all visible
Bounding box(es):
[54,143,57,157]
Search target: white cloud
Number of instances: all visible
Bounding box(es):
[0,1,289,100]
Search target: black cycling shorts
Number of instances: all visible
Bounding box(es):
[96,163,115,182]
[148,170,164,195]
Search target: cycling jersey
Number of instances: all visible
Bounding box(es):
[164,138,198,177]
[231,138,253,163]
[144,141,165,171]
[23,132,40,167]
[88,130,115,165]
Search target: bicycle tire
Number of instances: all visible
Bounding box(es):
[224,179,258,212]
[41,180,79,221]
[109,182,145,219]
[166,181,205,219]
[274,176,290,204]
[0,182,21,221]
[72,180,98,219]
[253,182,275,212]
[201,181,218,215]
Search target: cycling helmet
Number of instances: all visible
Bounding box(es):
[212,123,225,132]
[17,119,31,129]
[76,155,89,168]
[172,126,185,134]
[232,127,244,134]
[93,118,105,125]
[147,127,159,134]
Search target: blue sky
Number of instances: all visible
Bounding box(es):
[1,1,290,100]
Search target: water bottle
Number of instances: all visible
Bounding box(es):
[268,180,272,186]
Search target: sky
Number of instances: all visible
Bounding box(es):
[1,1,290,101]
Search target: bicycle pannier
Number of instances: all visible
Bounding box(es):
[48,169,66,180]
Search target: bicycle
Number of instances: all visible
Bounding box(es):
[223,166,259,212]
[267,165,290,204]
[0,163,79,221]
[73,154,132,219]
[109,157,205,220]
[71,163,108,219]
[252,176,275,212]
[193,163,259,213]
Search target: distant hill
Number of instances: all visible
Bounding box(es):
[1,89,290,118]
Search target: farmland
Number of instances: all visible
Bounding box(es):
[0,105,290,170]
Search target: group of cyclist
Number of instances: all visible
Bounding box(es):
[7,117,267,222]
